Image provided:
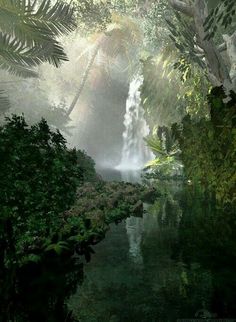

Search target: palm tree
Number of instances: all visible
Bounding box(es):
[0,0,76,112]
[66,14,142,116]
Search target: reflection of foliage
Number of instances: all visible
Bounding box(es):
[73,182,218,321]
[178,185,236,265]
[176,185,236,317]
[172,87,236,207]
[0,254,82,321]
[149,183,182,228]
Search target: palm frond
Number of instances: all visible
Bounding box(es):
[29,39,69,67]
[0,89,10,112]
[0,33,42,66]
[0,59,38,77]
[0,0,76,47]
[144,136,167,156]
[34,0,77,36]
[0,32,38,77]
[144,156,175,170]
[0,17,68,77]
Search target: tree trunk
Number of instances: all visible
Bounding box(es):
[66,42,101,117]
[223,31,236,90]
[168,0,194,17]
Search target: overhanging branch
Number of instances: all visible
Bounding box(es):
[218,42,227,52]
[168,0,194,17]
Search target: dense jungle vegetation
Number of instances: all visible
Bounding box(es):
[0,0,235,321]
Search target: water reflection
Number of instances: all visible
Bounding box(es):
[69,177,236,321]
[0,255,83,321]
[122,170,143,266]
[1,171,236,321]
[126,216,143,265]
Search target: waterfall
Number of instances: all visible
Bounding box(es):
[115,75,154,266]
[117,75,154,170]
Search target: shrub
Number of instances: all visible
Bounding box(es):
[0,115,82,266]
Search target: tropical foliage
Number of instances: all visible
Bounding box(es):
[0,0,235,320]
[172,87,236,207]
[204,0,236,40]
[0,0,76,77]
[144,126,182,178]
[0,115,81,267]
[0,115,152,267]
[167,0,235,91]
[140,48,210,132]
[0,0,76,113]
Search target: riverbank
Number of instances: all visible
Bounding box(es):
[59,179,158,262]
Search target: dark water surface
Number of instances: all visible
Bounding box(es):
[67,169,236,321]
[1,169,236,321]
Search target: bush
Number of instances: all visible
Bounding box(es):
[172,87,236,207]
[76,149,97,182]
[0,115,82,266]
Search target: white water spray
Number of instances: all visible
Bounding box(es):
[117,75,154,170]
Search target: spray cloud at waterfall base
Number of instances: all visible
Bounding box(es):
[116,75,154,171]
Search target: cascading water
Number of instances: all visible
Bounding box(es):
[117,75,154,170]
[116,75,154,265]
